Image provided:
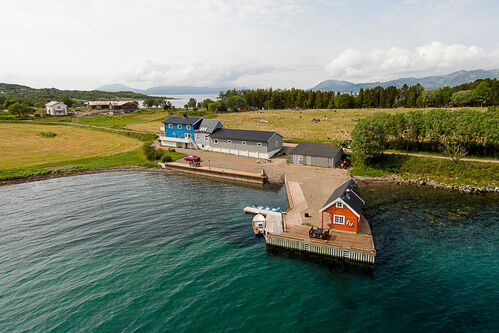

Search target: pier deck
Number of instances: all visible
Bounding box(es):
[159,161,265,184]
[267,172,376,264]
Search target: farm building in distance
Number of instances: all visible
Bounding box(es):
[159,115,283,158]
[87,101,138,111]
[288,142,343,168]
[44,101,67,116]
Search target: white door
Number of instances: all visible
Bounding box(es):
[305,156,312,165]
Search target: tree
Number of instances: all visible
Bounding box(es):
[187,98,197,109]
[351,112,389,159]
[162,100,173,111]
[337,93,354,108]
[8,102,33,117]
[199,99,214,109]
[450,90,473,106]
[472,81,493,106]
[144,98,155,108]
[404,110,426,143]
[62,97,73,107]
[226,95,246,111]
[3,99,16,110]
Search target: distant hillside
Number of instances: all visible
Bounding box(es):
[97,84,227,95]
[0,83,150,106]
[311,69,499,92]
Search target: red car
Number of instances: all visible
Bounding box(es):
[184,155,201,162]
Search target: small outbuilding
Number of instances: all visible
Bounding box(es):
[320,179,365,234]
[44,101,67,116]
[288,142,343,168]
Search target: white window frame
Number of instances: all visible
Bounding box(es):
[204,135,209,140]
[241,141,246,145]
[336,202,343,208]
[168,124,173,129]
[333,214,345,225]
[214,139,218,144]
[227,140,232,144]
[186,125,191,130]
[184,133,191,139]
[177,124,182,129]
[257,142,262,147]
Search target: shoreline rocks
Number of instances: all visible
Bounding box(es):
[354,175,498,194]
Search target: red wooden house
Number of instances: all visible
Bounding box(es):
[320,179,365,234]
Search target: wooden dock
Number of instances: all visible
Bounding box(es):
[265,175,376,264]
[159,162,266,184]
[265,223,376,264]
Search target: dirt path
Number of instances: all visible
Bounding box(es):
[384,151,499,164]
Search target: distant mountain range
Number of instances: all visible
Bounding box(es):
[311,69,499,93]
[97,69,498,95]
[96,84,227,95]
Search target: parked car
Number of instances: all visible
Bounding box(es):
[184,155,201,162]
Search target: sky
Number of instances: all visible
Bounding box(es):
[0,0,498,90]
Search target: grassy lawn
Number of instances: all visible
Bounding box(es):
[0,123,142,170]
[75,109,170,128]
[0,122,185,181]
[351,154,498,187]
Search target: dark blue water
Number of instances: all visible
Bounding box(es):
[0,172,497,332]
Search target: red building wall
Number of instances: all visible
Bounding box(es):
[322,202,360,233]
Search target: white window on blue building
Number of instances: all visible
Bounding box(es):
[186,125,191,130]
[177,124,182,129]
[168,124,173,129]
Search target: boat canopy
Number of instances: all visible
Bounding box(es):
[252,213,266,223]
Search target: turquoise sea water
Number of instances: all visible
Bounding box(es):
[0,172,497,332]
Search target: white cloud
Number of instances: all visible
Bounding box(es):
[325,41,499,82]
[121,61,290,87]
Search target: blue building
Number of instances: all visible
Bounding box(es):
[159,115,203,148]
[159,115,283,158]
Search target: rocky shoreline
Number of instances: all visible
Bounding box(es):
[354,175,499,193]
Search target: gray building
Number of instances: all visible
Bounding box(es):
[209,128,283,159]
[194,119,224,150]
[288,142,343,168]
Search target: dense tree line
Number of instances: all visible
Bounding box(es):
[211,79,498,111]
[0,83,149,108]
[351,108,499,160]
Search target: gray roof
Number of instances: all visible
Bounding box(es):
[321,179,364,215]
[163,116,203,125]
[194,119,224,134]
[288,142,342,158]
[210,128,281,142]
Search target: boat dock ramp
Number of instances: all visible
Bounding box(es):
[159,162,266,184]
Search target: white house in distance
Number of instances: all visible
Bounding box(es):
[44,101,67,116]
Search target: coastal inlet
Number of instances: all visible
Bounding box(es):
[0,172,497,332]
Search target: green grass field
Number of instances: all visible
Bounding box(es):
[0,122,184,180]
[0,123,142,170]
